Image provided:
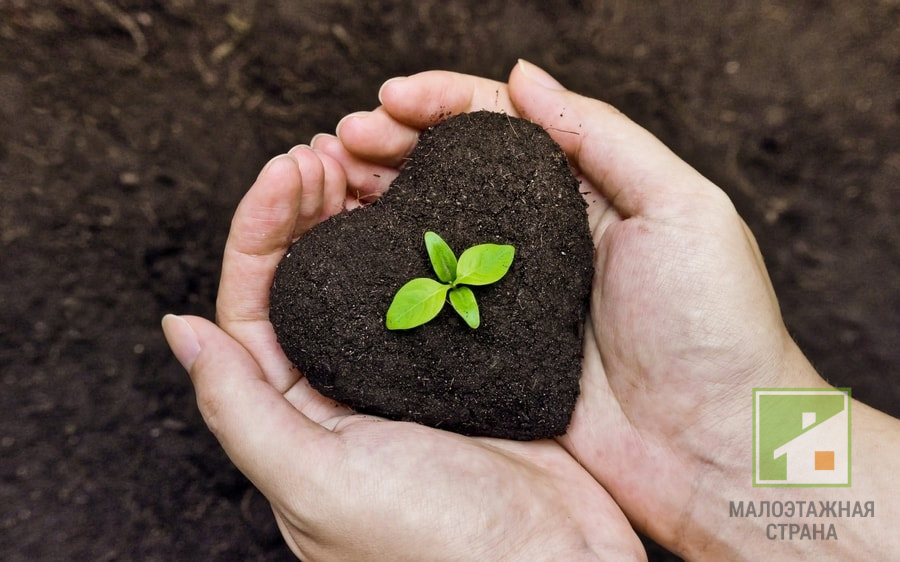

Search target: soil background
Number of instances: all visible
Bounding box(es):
[0,1,897,560]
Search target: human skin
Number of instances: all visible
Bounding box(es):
[323,60,900,559]
[164,59,900,560]
[162,131,644,557]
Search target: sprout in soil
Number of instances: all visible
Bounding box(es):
[386,231,515,330]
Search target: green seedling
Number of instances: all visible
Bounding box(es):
[386,231,515,330]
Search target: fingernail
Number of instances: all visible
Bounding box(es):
[335,111,368,138]
[377,76,408,105]
[256,153,296,180]
[309,133,334,149]
[161,314,201,371]
[517,59,566,91]
[287,144,313,157]
[257,153,286,180]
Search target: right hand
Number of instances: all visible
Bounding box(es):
[327,60,831,559]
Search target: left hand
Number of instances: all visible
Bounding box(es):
[162,146,644,560]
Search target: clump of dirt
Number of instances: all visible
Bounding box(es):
[270,111,594,440]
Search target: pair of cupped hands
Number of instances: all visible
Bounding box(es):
[162,60,826,560]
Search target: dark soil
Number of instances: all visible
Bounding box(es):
[1,1,897,560]
[270,111,593,440]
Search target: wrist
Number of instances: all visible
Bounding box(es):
[673,349,899,560]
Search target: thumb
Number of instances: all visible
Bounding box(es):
[509,59,725,219]
[161,314,333,499]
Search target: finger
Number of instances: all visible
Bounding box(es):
[377,71,517,129]
[217,154,303,389]
[509,59,730,220]
[572,169,624,248]
[335,107,420,167]
[218,154,301,322]
[310,133,397,204]
[282,374,354,424]
[311,148,352,219]
[162,314,335,501]
[286,145,325,238]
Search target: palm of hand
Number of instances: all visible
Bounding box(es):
[511,89,803,549]
[565,193,792,535]
[272,416,639,560]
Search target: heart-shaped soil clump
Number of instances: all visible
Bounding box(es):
[270,111,593,440]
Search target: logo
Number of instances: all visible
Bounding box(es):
[753,389,850,487]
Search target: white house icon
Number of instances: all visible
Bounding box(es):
[773,408,849,485]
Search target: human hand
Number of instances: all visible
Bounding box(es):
[162,148,644,560]
[325,60,839,559]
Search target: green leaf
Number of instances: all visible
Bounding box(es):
[454,243,515,286]
[386,278,449,330]
[449,286,480,329]
[424,231,457,283]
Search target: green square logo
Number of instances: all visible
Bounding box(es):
[753,388,851,487]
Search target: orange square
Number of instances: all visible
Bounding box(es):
[815,451,835,470]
